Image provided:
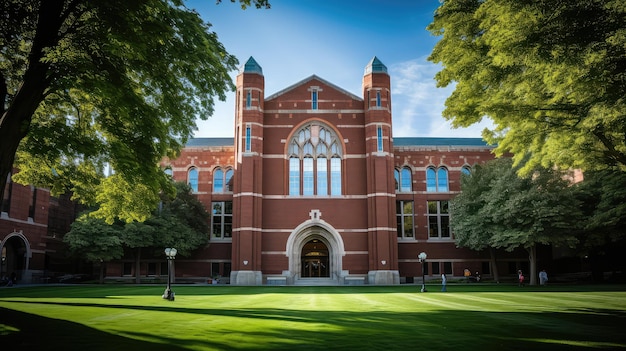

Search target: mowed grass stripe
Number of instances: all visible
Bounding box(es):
[1,285,625,350]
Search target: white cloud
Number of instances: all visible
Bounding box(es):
[390,58,493,138]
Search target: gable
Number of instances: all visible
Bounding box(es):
[265,75,363,103]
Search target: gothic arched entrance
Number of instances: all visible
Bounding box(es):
[301,239,329,278]
[286,214,345,284]
[0,231,30,284]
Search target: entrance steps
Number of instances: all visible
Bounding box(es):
[294,278,337,286]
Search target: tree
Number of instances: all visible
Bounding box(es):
[573,169,626,281]
[63,216,124,283]
[0,0,269,222]
[450,158,581,285]
[64,181,210,283]
[428,0,626,175]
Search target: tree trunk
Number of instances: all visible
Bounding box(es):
[0,0,64,199]
[489,247,500,283]
[528,245,537,285]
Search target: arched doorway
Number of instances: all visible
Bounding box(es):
[301,239,329,278]
[286,216,345,284]
[0,232,30,283]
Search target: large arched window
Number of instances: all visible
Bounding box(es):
[188,167,198,192]
[213,168,234,193]
[289,123,342,196]
[395,166,412,192]
[426,166,448,192]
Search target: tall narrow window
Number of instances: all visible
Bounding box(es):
[401,167,412,192]
[28,186,36,219]
[211,201,233,239]
[316,157,327,195]
[213,168,224,193]
[312,90,318,110]
[289,158,300,195]
[396,200,414,238]
[437,168,449,192]
[426,167,448,192]
[428,200,451,238]
[376,90,381,107]
[188,167,198,192]
[330,157,341,195]
[225,169,234,192]
[1,172,12,214]
[303,157,314,195]
[245,124,251,152]
[288,123,342,196]
[377,125,383,152]
[246,90,251,108]
[394,169,400,191]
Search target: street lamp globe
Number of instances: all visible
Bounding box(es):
[418,251,427,292]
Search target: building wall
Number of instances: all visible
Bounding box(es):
[155,57,532,285]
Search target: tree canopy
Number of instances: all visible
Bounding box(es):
[428,0,626,175]
[0,0,269,223]
[64,182,210,282]
[450,158,581,285]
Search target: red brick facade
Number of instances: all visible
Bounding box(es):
[159,57,530,285]
[1,169,77,283]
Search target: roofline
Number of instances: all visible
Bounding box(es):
[265,74,363,102]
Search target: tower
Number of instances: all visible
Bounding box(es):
[231,57,264,285]
[362,57,399,284]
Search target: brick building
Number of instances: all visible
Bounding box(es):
[1,170,78,284]
[151,57,529,285]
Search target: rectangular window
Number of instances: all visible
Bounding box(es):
[396,201,414,238]
[211,201,233,239]
[303,158,314,195]
[443,262,452,275]
[211,262,220,277]
[317,158,327,195]
[330,157,341,195]
[312,90,318,110]
[160,262,167,276]
[245,124,251,152]
[428,200,451,238]
[289,158,300,195]
[432,262,440,275]
[377,125,383,152]
[376,91,381,107]
[246,90,252,108]
[147,263,156,276]
[481,261,491,275]
[123,263,132,276]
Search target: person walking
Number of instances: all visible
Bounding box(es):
[539,269,548,286]
[441,273,447,292]
[518,270,525,287]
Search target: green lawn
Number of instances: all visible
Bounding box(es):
[1,284,625,350]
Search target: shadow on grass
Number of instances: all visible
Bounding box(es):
[0,307,188,351]
[2,300,626,350]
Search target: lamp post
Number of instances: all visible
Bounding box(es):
[418,252,427,292]
[162,247,177,301]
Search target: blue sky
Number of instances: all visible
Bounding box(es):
[188,0,492,138]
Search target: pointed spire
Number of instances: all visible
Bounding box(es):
[241,56,263,75]
[364,56,388,75]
